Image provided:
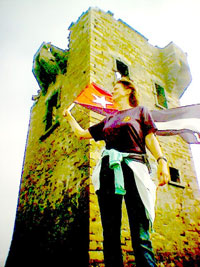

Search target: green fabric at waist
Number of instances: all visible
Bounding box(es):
[102,149,149,195]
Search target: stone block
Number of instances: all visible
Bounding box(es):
[89,251,104,263]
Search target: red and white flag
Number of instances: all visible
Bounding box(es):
[74,83,118,115]
[73,83,200,144]
[151,104,200,144]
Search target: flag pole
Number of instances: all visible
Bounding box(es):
[67,103,75,112]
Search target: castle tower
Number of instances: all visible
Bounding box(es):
[6,8,200,267]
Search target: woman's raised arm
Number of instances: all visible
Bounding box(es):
[63,105,92,140]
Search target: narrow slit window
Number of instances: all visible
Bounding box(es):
[168,166,185,188]
[155,83,168,109]
[45,91,59,131]
[116,60,129,78]
[169,167,181,183]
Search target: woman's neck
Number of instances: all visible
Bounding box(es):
[116,99,132,111]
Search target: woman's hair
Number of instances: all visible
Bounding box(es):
[116,77,139,107]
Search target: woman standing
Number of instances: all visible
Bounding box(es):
[63,78,170,267]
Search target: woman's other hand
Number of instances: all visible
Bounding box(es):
[157,160,170,186]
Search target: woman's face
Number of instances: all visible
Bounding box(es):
[112,83,130,102]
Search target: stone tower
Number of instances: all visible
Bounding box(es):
[6,8,200,267]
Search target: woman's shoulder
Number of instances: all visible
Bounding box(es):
[130,105,149,112]
[137,105,151,113]
[129,106,152,118]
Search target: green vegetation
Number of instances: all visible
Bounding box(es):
[33,44,69,95]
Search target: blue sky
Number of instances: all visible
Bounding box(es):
[0,0,200,265]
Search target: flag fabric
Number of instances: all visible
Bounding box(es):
[151,104,200,144]
[74,83,118,115]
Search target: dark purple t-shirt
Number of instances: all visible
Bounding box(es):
[89,106,157,154]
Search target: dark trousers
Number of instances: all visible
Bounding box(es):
[97,156,157,267]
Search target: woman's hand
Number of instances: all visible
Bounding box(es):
[145,133,170,186]
[63,103,75,118]
[157,160,170,186]
[63,108,71,119]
